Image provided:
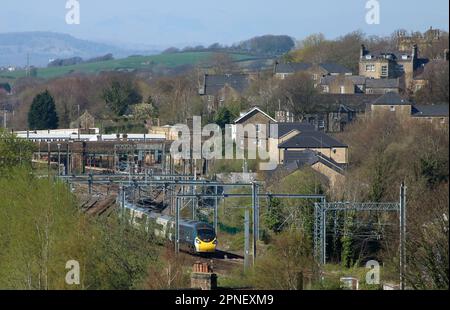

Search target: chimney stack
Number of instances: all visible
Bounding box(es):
[412,44,418,59]
[360,44,366,58]
[190,262,217,290]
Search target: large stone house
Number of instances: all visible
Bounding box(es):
[320,76,401,95]
[370,92,449,126]
[274,62,353,85]
[199,74,251,112]
[359,44,428,91]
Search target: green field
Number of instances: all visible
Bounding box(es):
[0,52,263,81]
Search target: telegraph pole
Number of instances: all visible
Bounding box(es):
[400,182,407,290]
[175,197,180,254]
[252,182,257,266]
[244,210,250,271]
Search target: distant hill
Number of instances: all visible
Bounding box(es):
[0,32,159,67]
[0,52,269,80]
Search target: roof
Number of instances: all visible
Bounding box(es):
[202,74,250,96]
[272,122,316,138]
[371,92,411,106]
[278,131,348,149]
[311,94,378,112]
[275,62,312,74]
[283,150,346,173]
[366,78,400,89]
[319,63,352,74]
[320,75,366,86]
[361,49,413,61]
[275,62,352,75]
[234,106,277,124]
[412,105,449,117]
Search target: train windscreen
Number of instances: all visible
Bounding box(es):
[197,229,216,242]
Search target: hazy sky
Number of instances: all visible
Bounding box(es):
[1,0,448,48]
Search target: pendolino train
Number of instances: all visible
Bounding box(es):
[121,202,217,254]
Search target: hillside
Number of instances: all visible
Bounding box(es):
[0,31,158,67]
[0,52,269,80]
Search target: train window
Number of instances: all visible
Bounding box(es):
[197,229,215,241]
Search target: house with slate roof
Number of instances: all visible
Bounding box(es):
[274,62,353,84]
[233,106,349,185]
[370,92,449,126]
[199,73,251,112]
[320,75,402,95]
[359,44,429,91]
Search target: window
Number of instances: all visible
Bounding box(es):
[322,85,330,93]
[381,65,388,77]
[313,74,318,81]
[366,64,375,72]
[390,106,396,112]
[340,86,345,94]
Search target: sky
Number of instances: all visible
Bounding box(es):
[0,0,449,48]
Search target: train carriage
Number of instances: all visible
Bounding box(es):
[121,202,217,254]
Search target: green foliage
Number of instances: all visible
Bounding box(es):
[237,35,295,56]
[420,156,449,189]
[264,197,284,233]
[267,169,324,236]
[250,230,316,290]
[102,80,142,117]
[340,212,356,269]
[27,90,59,130]
[213,106,236,129]
[0,169,158,290]
[0,129,36,172]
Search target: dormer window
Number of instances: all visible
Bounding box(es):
[365,55,373,60]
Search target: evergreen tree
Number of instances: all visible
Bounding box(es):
[28,90,59,130]
[265,197,285,233]
[214,106,234,129]
[102,81,142,117]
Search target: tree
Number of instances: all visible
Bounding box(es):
[250,230,316,289]
[214,106,235,129]
[0,129,35,173]
[28,90,59,130]
[208,53,238,74]
[102,80,142,117]
[414,61,449,104]
[236,35,295,56]
[265,197,284,233]
[277,72,318,121]
[132,103,157,122]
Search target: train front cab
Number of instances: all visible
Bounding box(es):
[194,225,217,253]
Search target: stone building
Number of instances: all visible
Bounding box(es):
[198,73,251,112]
[70,110,96,133]
[359,44,428,91]
[274,62,353,85]
[370,92,449,126]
